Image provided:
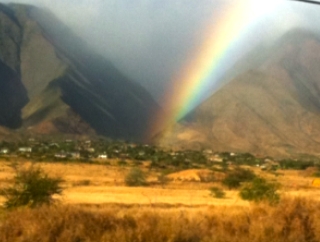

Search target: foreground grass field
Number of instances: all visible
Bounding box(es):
[0,198,320,242]
[1,159,320,241]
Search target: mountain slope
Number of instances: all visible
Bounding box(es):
[156,30,320,157]
[0,4,161,141]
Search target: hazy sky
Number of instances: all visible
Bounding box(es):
[0,0,320,105]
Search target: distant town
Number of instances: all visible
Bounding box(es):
[0,138,318,171]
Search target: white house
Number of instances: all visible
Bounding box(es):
[98,154,108,159]
[203,149,213,155]
[18,147,32,153]
[0,148,9,154]
[54,152,67,159]
[69,152,80,159]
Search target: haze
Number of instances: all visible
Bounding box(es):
[0,0,319,107]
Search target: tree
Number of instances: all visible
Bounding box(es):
[222,168,256,189]
[209,187,226,199]
[125,168,148,186]
[239,177,280,204]
[1,165,63,208]
[157,172,170,188]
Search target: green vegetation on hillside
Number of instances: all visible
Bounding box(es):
[1,139,320,173]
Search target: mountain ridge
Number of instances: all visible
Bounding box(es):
[155,29,320,158]
[0,3,162,142]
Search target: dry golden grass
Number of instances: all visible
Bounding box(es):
[0,160,246,206]
[1,198,320,242]
[62,185,248,206]
[2,160,320,241]
[0,160,319,206]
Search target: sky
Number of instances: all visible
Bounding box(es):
[0,0,320,107]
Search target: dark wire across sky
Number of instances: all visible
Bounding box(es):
[291,0,320,5]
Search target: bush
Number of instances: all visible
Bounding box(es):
[222,168,256,189]
[239,177,280,204]
[157,173,170,188]
[118,159,127,166]
[279,159,314,170]
[125,168,148,186]
[0,165,63,208]
[313,170,320,177]
[209,187,226,198]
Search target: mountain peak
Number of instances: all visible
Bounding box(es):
[0,4,161,142]
[156,29,320,158]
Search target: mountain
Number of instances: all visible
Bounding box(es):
[156,30,320,158]
[0,4,161,141]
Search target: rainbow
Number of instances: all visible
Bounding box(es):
[148,0,280,138]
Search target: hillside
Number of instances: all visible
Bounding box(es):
[0,4,161,141]
[156,30,320,157]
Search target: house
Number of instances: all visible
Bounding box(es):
[18,147,32,153]
[69,152,80,159]
[203,149,213,155]
[86,148,95,153]
[138,151,145,156]
[98,154,108,159]
[28,138,36,143]
[84,140,91,148]
[54,152,67,159]
[209,155,223,162]
[49,143,60,148]
[0,148,9,154]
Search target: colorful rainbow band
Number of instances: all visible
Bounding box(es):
[148,0,280,139]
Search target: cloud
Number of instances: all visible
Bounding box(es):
[0,0,320,105]
[1,0,220,101]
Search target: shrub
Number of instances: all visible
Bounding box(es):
[133,160,143,166]
[313,171,320,177]
[239,177,280,204]
[125,168,148,186]
[0,165,63,208]
[222,168,256,189]
[157,173,170,188]
[209,187,226,198]
[118,159,127,166]
[279,159,314,170]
